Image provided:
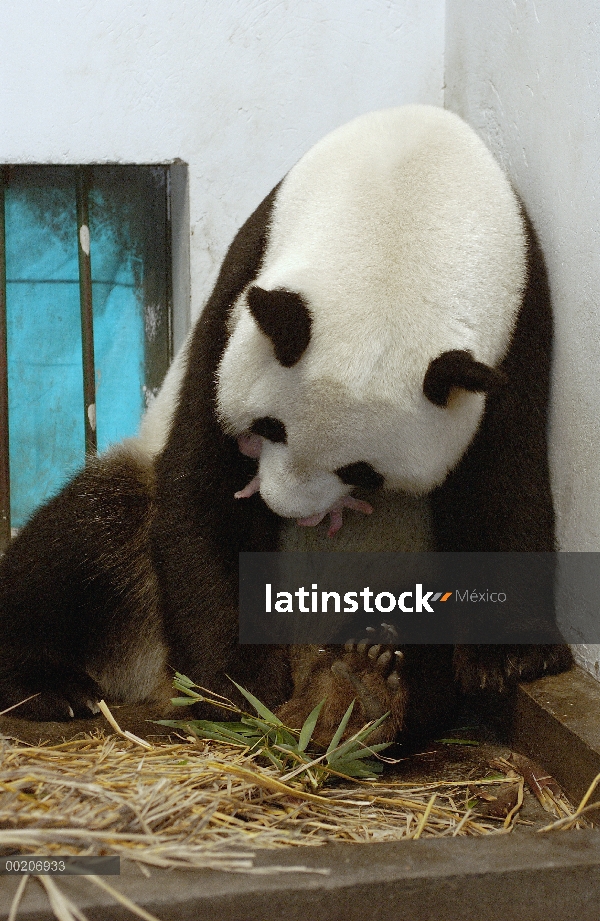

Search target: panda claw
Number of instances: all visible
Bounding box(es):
[380,622,399,641]
[345,639,356,652]
[367,644,382,659]
[377,650,392,669]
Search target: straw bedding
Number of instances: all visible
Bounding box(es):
[2,717,597,921]
[0,727,587,867]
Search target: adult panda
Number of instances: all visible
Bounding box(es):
[0,106,571,743]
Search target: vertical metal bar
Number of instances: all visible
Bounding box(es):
[0,168,11,551]
[165,166,174,365]
[75,167,97,456]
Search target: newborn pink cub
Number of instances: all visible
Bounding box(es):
[235,433,372,537]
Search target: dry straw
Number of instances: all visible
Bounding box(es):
[0,698,591,921]
[1,730,518,867]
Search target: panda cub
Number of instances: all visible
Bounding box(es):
[0,106,571,744]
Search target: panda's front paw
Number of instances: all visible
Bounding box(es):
[0,666,103,721]
[453,644,573,694]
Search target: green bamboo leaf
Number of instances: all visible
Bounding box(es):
[156,719,261,745]
[330,742,391,764]
[327,713,390,764]
[157,724,246,745]
[173,672,198,689]
[333,759,383,778]
[278,728,300,747]
[353,711,390,739]
[201,721,258,736]
[325,700,355,755]
[244,718,296,748]
[170,696,199,707]
[298,700,325,752]
[245,717,279,734]
[263,749,285,771]
[228,679,284,724]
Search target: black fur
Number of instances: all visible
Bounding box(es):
[336,462,384,490]
[423,349,506,407]
[150,187,293,715]
[246,286,312,367]
[0,446,161,719]
[250,417,287,444]
[431,214,572,689]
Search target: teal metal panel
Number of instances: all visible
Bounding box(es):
[5,170,162,528]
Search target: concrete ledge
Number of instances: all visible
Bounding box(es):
[513,665,600,802]
[4,829,600,921]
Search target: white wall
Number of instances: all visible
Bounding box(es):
[0,0,445,342]
[446,0,600,677]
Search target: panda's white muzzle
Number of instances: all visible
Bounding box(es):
[259,441,346,518]
[234,435,372,536]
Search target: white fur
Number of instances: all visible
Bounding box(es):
[216,106,526,520]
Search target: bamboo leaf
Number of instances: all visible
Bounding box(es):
[156,724,247,746]
[156,719,260,745]
[325,701,355,755]
[327,713,390,764]
[173,672,198,689]
[333,759,383,778]
[298,700,325,752]
[331,743,391,763]
[263,749,285,771]
[228,679,284,725]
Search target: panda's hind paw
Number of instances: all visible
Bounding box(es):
[330,640,406,737]
[0,667,103,722]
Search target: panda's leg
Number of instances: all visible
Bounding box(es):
[0,442,166,721]
[453,644,574,694]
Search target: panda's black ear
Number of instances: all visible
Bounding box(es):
[423,350,507,407]
[247,286,312,367]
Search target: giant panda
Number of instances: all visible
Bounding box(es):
[0,106,571,745]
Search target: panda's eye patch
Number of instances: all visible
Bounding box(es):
[336,462,384,490]
[250,417,287,444]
